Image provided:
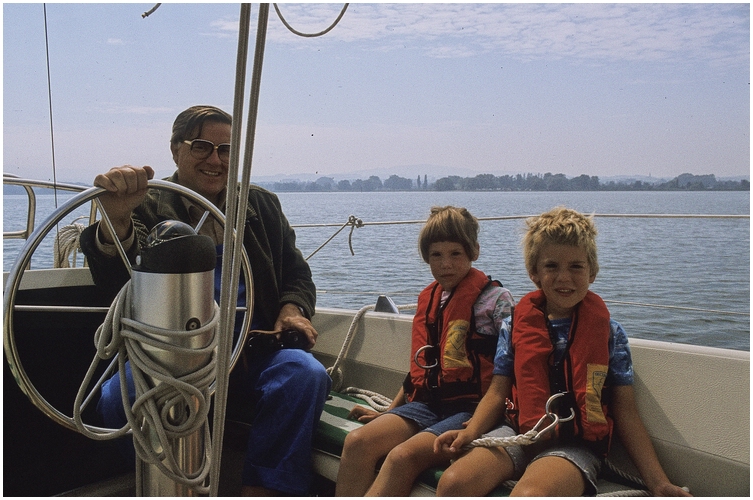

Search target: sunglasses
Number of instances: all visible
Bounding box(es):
[183,139,231,163]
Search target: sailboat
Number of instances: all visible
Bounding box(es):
[3,3,749,496]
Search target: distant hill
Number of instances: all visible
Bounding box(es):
[251,164,479,184]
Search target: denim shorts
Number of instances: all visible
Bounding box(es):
[482,425,602,495]
[387,400,475,436]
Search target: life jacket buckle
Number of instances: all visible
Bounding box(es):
[414,344,438,369]
[529,392,576,442]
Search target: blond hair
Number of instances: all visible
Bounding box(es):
[418,206,480,263]
[523,207,599,279]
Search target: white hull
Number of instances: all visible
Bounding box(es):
[310,306,750,496]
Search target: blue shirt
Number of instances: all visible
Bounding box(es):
[493,316,634,386]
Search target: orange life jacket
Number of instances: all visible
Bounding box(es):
[511,289,613,455]
[406,268,498,404]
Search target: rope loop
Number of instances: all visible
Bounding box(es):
[325,300,416,411]
[273,3,349,38]
[306,214,363,260]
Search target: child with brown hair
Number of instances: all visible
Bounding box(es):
[334,206,514,496]
[433,206,691,497]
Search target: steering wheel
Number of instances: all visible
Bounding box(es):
[3,179,253,434]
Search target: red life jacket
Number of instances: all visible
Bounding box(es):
[511,289,613,454]
[406,267,498,404]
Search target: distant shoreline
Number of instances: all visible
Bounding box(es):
[4,172,748,195]
[259,172,749,193]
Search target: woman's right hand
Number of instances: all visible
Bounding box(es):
[94,165,154,242]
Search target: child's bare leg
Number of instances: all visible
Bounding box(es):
[365,432,449,496]
[335,414,418,496]
[436,445,515,496]
[511,456,585,497]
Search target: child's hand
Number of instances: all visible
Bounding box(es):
[347,405,381,423]
[433,429,473,454]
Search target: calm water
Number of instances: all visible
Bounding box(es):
[3,190,750,351]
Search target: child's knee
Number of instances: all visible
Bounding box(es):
[343,425,375,457]
[436,467,468,496]
[382,441,422,469]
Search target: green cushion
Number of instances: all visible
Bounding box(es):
[315,391,511,495]
[314,391,369,456]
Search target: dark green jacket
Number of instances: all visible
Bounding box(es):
[80,172,316,331]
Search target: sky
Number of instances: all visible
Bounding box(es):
[3,2,750,184]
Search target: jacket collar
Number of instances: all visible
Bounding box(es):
[156,171,258,221]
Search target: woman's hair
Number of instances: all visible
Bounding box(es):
[418,206,480,263]
[170,105,232,145]
[522,206,599,279]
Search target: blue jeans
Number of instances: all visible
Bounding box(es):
[98,349,331,494]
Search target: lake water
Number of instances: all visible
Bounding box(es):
[3,190,750,351]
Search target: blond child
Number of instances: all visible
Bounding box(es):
[335,206,514,496]
[433,207,691,497]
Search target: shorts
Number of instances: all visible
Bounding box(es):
[387,400,475,436]
[481,425,602,495]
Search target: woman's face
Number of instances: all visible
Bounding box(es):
[171,120,231,205]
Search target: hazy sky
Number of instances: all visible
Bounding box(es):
[3,3,750,184]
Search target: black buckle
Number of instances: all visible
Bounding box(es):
[246,329,309,359]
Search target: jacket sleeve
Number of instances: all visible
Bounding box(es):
[79,222,137,301]
[247,187,316,321]
[278,208,316,318]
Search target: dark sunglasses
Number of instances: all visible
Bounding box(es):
[183,139,231,163]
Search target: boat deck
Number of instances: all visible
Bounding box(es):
[3,270,750,496]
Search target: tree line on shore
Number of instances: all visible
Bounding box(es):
[263,172,749,193]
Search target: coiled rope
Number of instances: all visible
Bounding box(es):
[53,217,87,268]
[326,301,416,411]
[73,281,220,494]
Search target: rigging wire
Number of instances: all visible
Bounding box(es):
[292,213,749,229]
[273,3,349,37]
[42,3,67,270]
[142,3,161,18]
[43,4,58,209]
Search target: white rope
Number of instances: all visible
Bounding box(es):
[598,488,650,497]
[73,281,220,494]
[468,429,544,448]
[53,221,85,267]
[326,304,374,391]
[467,424,653,496]
[326,301,416,410]
[340,387,393,412]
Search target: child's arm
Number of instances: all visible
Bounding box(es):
[434,374,512,453]
[611,385,692,496]
[348,387,406,423]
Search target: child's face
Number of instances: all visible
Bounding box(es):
[530,242,595,319]
[428,241,474,291]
